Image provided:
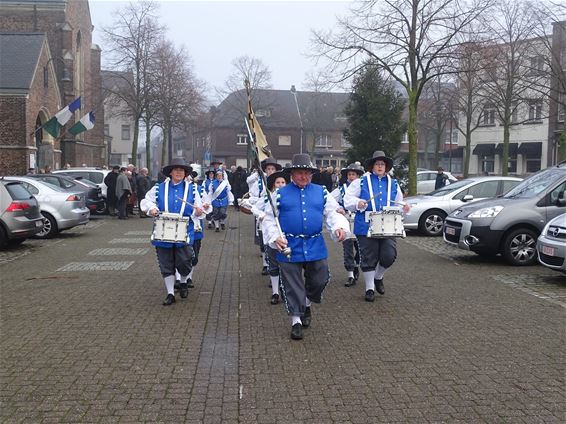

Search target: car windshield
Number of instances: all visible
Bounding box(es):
[425,179,475,197]
[504,168,565,199]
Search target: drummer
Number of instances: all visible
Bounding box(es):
[204,168,216,229]
[331,163,364,287]
[141,158,207,306]
[344,151,410,302]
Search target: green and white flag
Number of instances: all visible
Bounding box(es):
[41,97,81,138]
[68,111,95,135]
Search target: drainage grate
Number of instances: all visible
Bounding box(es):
[57,261,135,271]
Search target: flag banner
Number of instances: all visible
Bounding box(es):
[41,97,81,138]
[246,97,271,163]
[68,111,95,135]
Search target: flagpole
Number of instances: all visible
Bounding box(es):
[244,81,291,258]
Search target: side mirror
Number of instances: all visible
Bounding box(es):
[462,194,474,202]
[558,191,566,207]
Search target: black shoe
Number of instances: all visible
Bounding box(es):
[365,289,375,302]
[174,280,181,291]
[345,277,356,287]
[270,294,279,305]
[163,294,175,306]
[291,323,303,340]
[179,283,188,298]
[207,222,212,229]
[353,267,360,281]
[187,278,194,288]
[261,266,269,275]
[375,279,385,295]
[221,223,225,230]
[302,307,312,328]
[215,227,219,232]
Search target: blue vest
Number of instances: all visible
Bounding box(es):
[276,183,328,263]
[204,178,213,193]
[210,180,229,207]
[354,174,398,236]
[193,184,204,241]
[152,180,195,248]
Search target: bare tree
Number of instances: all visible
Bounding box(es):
[312,0,492,194]
[102,0,164,166]
[530,1,566,163]
[149,39,205,166]
[449,35,491,177]
[476,0,550,175]
[216,55,273,116]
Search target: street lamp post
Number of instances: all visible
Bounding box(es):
[290,85,303,154]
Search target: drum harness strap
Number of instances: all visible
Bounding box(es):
[210,180,228,202]
[365,173,391,222]
[163,178,189,216]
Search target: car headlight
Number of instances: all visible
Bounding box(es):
[468,206,504,218]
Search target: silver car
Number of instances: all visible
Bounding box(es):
[0,180,43,247]
[404,176,523,236]
[53,168,111,198]
[2,176,89,238]
[537,213,566,273]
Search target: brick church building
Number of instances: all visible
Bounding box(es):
[0,0,104,175]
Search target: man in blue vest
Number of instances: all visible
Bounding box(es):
[263,154,349,340]
[141,159,206,305]
[209,169,231,231]
[344,151,410,302]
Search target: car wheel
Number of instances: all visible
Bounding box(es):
[93,201,107,215]
[7,238,26,247]
[35,212,58,239]
[0,226,7,248]
[502,228,538,266]
[419,210,447,236]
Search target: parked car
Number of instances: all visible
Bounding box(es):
[397,170,458,194]
[443,162,566,265]
[536,213,566,273]
[2,176,90,238]
[27,174,106,215]
[0,180,43,248]
[53,168,111,198]
[404,176,522,236]
[415,170,459,194]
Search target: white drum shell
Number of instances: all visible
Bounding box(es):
[152,213,191,243]
[365,208,405,238]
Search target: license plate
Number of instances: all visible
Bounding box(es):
[445,227,455,235]
[542,245,555,256]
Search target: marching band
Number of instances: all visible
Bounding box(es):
[142,150,410,340]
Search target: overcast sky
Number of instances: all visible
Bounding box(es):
[90,0,353,101]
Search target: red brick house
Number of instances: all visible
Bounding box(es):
[0,0,104,175]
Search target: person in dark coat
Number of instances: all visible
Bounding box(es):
[136,167,152,217]
[231,166,247,210]
[104,165,120,216]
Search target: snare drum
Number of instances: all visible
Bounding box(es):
[151,212,191,243]
[365,207,405,238]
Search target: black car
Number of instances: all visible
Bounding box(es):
[27,174,106,215]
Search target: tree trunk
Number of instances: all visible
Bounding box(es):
[131,118,140,167]
[464,132,472,178]
[161,127,168,168]
[501,123,510,176]
[144,118,151,174]
[559,121,566,163]
[408,91,418,195]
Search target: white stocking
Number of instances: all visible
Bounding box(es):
[363,270,376,291]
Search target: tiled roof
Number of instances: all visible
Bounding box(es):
[0,33,45,92]
[213,88,351,131]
